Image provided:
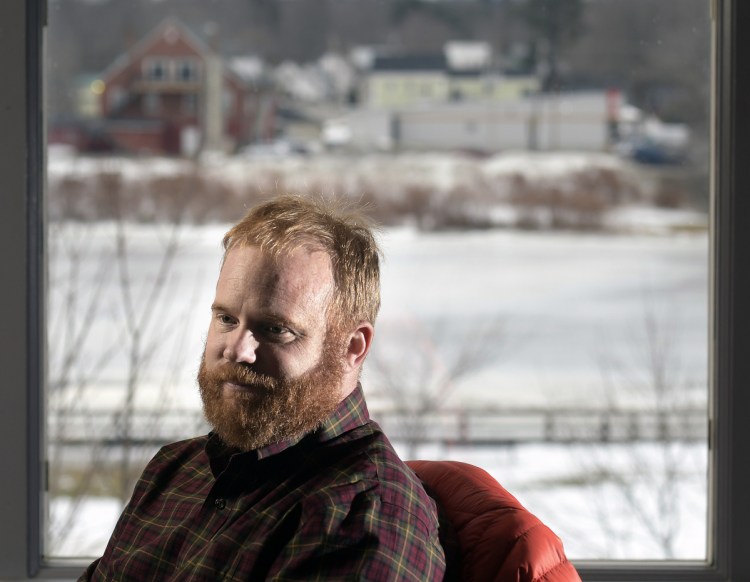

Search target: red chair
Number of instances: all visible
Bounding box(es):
[406,460,581,582]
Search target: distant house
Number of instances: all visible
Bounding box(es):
[364,54,450,109]
[96,19,276,156]
[362,42,539,110]
[328,91,615,154]
[340,43,609,154]
[331,43,614,154]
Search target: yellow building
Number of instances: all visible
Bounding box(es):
[363,46,540,110]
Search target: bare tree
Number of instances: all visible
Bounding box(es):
[368,314,507,458]
[597,310,703,557]
[543,307,706,559]
[47,163,210,553]
[512,0,585,91]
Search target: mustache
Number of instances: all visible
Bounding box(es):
[206,362,277,391]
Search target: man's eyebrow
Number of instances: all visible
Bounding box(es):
[210,303,304,332]
[262,311,301,329]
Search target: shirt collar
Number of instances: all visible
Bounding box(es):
[312,382,371,443]
[256,383,371,460]
[206,383,371,467]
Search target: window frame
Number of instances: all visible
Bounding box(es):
[0,0,747,579]
[176,58,200,83]
[142,56,170,82]
[143,91,160,116]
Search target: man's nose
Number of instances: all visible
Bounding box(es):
[224,329,259,364]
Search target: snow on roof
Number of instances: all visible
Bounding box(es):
[229,56,265,82]
[444,41,491,71]
[274,61,329,101]
[350,46,377,70]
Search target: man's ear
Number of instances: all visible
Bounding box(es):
[345,321,374,369]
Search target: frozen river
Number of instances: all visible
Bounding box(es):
[48,222,709,413]
[376,226,708,410]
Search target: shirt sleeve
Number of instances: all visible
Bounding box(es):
[76,557,100,581]
[74,478,143,581]
[262,483,447,581]
[73,441,193,582]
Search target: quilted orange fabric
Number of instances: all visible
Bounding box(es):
[406,460,581,582]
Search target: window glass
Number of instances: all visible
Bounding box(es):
[45,0,711,561]
[182,93,197,115]
[143,57,169,81]
[143,91,159,115]
[177,58,199,82]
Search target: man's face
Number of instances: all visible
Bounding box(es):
[198,244,346,451]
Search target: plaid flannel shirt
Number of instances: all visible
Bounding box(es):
[79,385,446,581]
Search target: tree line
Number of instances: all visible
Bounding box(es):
[47,0,709,130]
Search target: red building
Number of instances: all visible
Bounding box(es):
[97,18,275,156]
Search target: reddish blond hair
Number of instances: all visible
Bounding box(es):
[222,195,381,327]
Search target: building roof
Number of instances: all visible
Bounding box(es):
[99,18,255,90]
[372,54,447,72]
[99,18,216,82]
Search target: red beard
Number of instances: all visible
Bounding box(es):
[197,335,346,451]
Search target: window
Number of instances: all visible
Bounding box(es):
[182,93,197,116]
[176,58,199,83]
[45,0,710,567]
[222,88,235,116]
[2,0,750,579]
[106,85,125,113]
[143,91,159,115]
[143,57,169,82]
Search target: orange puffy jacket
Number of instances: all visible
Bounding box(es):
[407,460,581,582]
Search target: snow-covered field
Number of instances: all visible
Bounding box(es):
[51,440,707,561]
[46,152,710,562]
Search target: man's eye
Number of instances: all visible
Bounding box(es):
[217,314,234,325]
[266,325,288,335]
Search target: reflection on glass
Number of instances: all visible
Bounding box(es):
[46,0,710,561]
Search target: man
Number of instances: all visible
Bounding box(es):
[80,196,446,581]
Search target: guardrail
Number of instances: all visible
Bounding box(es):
[48,406,708,447]
[375,408,707,444]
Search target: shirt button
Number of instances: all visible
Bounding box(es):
[214,498,226,510]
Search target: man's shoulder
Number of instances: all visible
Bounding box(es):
[139,435,210,479]
[287,419,446,575]
[155,434,209,460]
[309,421,438,527]
[361,426,435,514]
[315,418,402,477]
